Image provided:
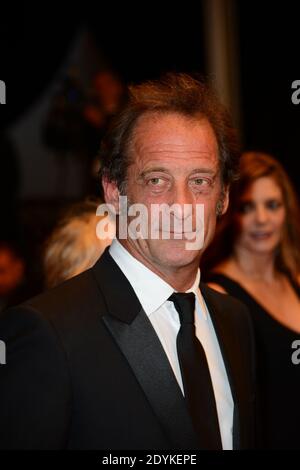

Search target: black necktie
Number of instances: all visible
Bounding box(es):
[169,292,222,450]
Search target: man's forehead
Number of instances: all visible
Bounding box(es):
[132,111,214,136]
[129,111,218,163]
[138,156,219,173]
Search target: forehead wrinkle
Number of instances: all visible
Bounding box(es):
[134,146,218,165]
[128,112,219,172]
[132,150,219,178]
[135,141,216,154]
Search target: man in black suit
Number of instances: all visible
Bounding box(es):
[0,73,256,450]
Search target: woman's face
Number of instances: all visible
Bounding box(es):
[235,176,286,255]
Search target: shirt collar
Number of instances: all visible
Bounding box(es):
[182,269,207,319]
[109,239,201,316]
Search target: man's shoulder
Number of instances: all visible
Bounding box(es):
[1,267,105,335]
[201,282,253,328]
[25,269,99,318]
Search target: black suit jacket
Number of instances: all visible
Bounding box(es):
[0,248,256,449]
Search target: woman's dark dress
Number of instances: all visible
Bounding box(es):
[207,273,300,449]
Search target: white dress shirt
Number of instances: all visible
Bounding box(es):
[109,239,234,449]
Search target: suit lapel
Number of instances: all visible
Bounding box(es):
[92,249,199,449]
[201,283,248,450]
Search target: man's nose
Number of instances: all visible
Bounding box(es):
[172,184,194,220]
[172,184,193,219]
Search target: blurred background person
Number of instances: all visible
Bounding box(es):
[202,152,300,449]
[43,69,126,198]
[83,70,126,194]
[44,199,114,288]
[43,70,91,197]
[0,241,26,312]
[84,70,126,143]
[0,131,21,240]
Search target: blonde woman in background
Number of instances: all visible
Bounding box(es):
[44,199,114,288]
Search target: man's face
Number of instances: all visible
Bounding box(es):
[104,112,228,275]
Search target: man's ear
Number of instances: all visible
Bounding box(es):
[221,187,229,215]
[102,177,120,213]
[216,186,229,216]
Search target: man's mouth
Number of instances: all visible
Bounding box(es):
[160,230,199,237]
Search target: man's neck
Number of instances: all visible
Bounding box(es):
[118,239,200,292]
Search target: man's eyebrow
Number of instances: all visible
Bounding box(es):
[140,167,217,177]
[140,167,169,177]
[189,168,217,175]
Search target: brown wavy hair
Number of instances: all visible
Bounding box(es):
[202,152,300,282]
[99,72,240,193]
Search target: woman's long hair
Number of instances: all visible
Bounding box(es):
[202,152,300,282]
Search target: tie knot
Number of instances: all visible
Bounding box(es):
[168,292,196,324]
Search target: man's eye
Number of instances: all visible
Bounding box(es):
[149,178,162,185]
[190,178,210,187]
[147,177,166,187]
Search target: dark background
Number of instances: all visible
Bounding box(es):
[237,1,300,188]
[0,1,299,302]
[0,3,205,127]
[1,2,299,167]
